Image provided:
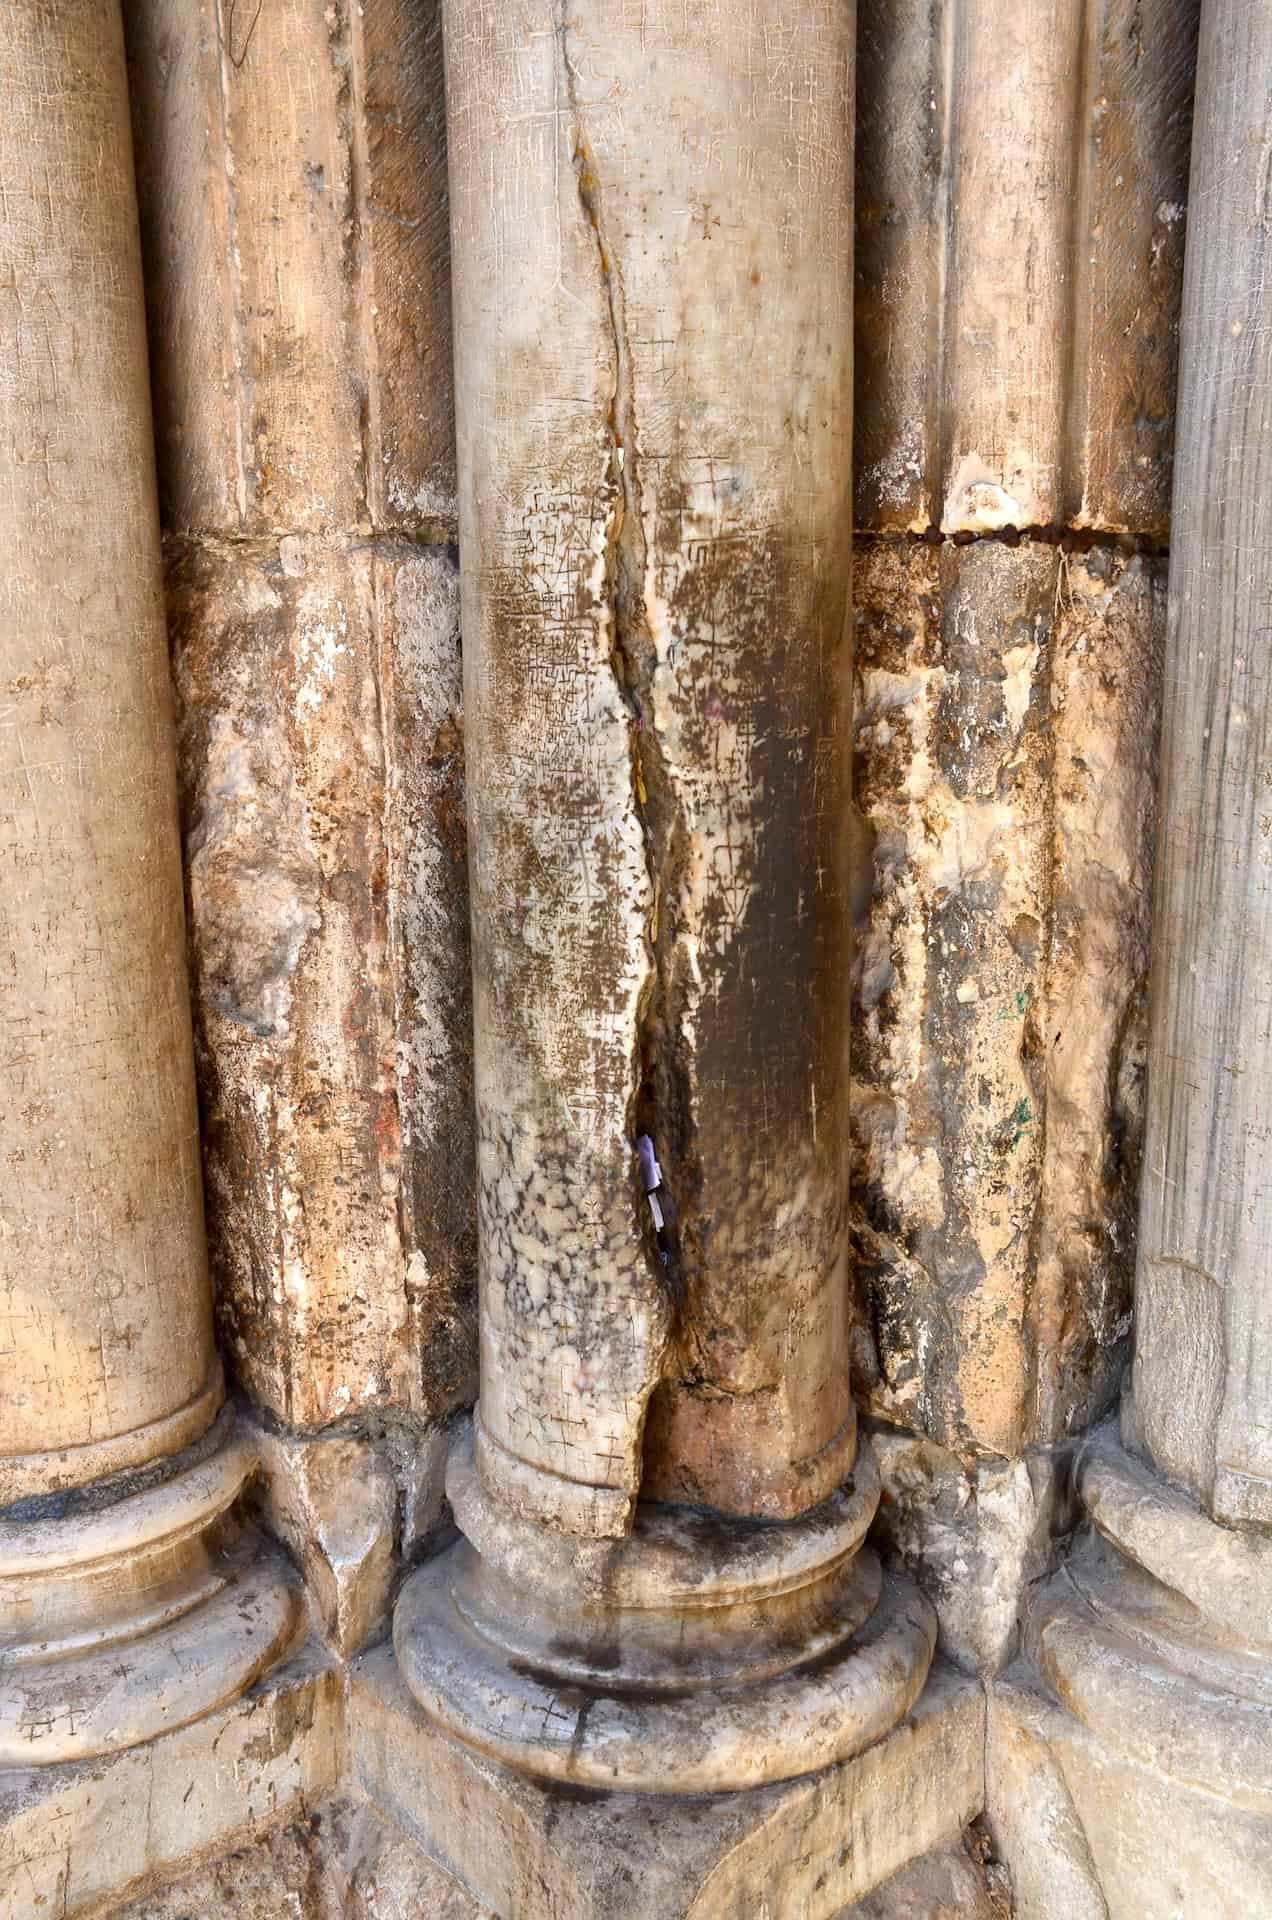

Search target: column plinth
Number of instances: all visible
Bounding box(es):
[0,0,294,1764]
[0,1414,298,1767]
[395,1425,933,1793]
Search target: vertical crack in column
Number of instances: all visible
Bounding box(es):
[556,11,694,1323]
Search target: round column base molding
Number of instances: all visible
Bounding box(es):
[1029,1428,1272,1818]
[393,1425,936,1794]
[0,1413,301,1765]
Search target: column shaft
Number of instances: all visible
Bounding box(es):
[1131,0,1272,1525]
[0,0,297,1767]
[124,0,475,1431]
[0,0,218,1502]
[851,0,1194,1463]
[451,0,856,1533]
[394,0,936,1795]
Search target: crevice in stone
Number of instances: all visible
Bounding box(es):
[854,523,1170,557]
[557,12,694,1322]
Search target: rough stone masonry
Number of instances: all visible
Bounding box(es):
[5,2,1272,1918]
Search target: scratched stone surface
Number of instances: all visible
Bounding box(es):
[447,0,857,1530]
[125,0,474,1430]
[0,0,218,1502]
[855,0,1198,536]
[1128,0,1272,1527]
[112,1799,488,1920]
[852,541,1164,1461]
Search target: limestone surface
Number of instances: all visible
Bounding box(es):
[448,0,858,1535]
[112,1800,487,1920]
[1129,0,1272,1527]
[855,0,1197,535]
[852,542,1163,1462]
[0,0,217,1501]
[125,0,474,1435]
[255,1426,397,1659]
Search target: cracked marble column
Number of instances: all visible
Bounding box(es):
[995,5,1272,1911]
[0,0,296,1765]
[392,0,937,1830]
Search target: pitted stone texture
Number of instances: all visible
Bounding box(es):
[855,0,1196,534]
[256,1427,396,1658]
[126,0,474,1434]
[110,1800,486,1920]
[852,542,1163,1461]
[0,0,218,1501]
[165,539,474,1431]
[353,1648,984,1918]
[0,1649,341,1919]
[449,0,857,1529]
[869,1427,1077,1675]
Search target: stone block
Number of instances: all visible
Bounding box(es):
[989,1669,1272,1920]
[0,1647,341,1919]
[112,1797,487,1920]
[348,1649,984,1919]
[843,1841,1007,1919]
[869,1427,1078,1674]
[256,1427,397,1657]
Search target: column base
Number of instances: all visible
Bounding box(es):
[393,1424,935,1793]
[987,1426,1272,1917]
[353,1644,984,1919]
[0,1641,340,1918]
[0,1410,301,1765]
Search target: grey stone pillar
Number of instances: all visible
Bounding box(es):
[995,10,1272,1913]
[394,0,935,1805]
[1126,0,1272,1530]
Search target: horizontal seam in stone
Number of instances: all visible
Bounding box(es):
[853,524,1170,557]
[162,523,458,554]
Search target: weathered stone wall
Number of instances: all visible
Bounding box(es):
[125,0,474,1432]
[850,1,1195,1485]
[120,1,1194,1514]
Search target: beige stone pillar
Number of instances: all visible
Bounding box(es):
[451,0,857,1536]
[123,0,474,1437]
[393,0,935,1800]
[0,0,295,1765]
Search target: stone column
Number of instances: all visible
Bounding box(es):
[848,0,1192,1679]
[123,0,475,1441]
[1126,0,1272,1530]
[853,0,1194,1467]
[121,0,477,1650]
[0,0,295,1765]
[393,0,935,1803]
[995,8,1272,1911]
